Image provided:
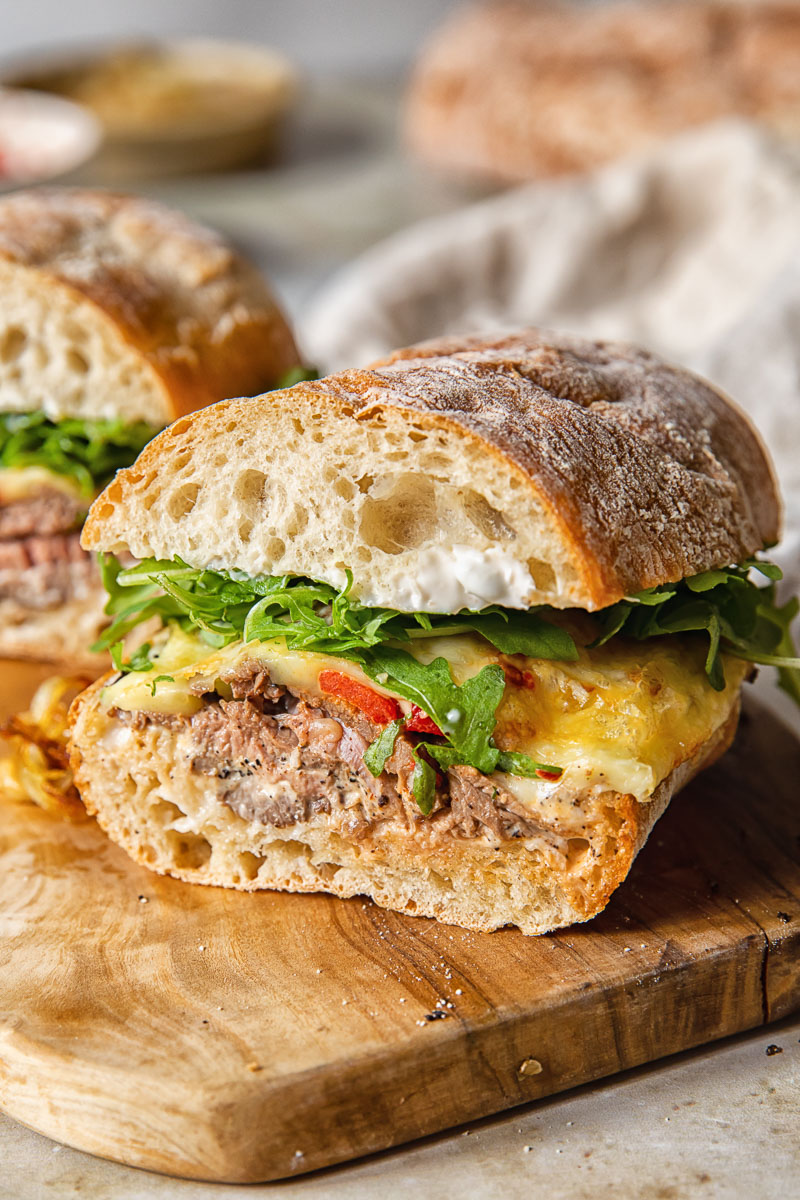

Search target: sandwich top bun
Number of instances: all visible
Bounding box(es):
[82,329,780,613]
[406,1,800,183]
[0,188,299,427]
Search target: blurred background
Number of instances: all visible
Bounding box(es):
[2,2,463,75]
[1,0,797,330]
[0,0,477,313]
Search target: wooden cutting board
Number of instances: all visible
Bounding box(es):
[1,661,799,1183]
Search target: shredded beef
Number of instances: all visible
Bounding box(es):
[124,658,554,844]
[0,489,84,540]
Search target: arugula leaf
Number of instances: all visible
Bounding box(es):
[496,750,564,779]
[93,555,582,666]
[363,718,403,777]
[148,674,175,696]
[459,611,578,660]
[274,365,320,389]
[110,640,153,673]
[410,752,437,816]
[357,646,506,774]
[593,559,800,697]
[0,413,159,498]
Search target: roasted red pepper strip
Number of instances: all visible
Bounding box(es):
[404,704,443,735]
[318,669,400,725]
[535,768,563,781]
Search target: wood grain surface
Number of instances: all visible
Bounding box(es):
[0,662,798,1183]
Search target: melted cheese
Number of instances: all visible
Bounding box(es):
[102,625,747,805]
[0,465,87,503]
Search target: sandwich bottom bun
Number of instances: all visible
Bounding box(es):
[0,582,109,671]
[69,679,740,935]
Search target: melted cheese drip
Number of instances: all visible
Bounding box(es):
[102,626,747,806]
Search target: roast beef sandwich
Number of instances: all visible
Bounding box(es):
[0,188,300,667]
[69,330,799,934]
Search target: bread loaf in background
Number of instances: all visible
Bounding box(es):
[406,1,800,183]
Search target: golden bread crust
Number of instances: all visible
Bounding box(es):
[0,188,300,419]
[406,1,800,181]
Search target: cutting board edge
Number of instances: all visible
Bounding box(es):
[0,931,782,1183]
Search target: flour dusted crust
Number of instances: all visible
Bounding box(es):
[0,188,300,426]
[83,328,780,613]
[405,1,800,182]
[69,679,739,935]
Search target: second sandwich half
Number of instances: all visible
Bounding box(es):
[70,329,798,934]
[0,188,300,667]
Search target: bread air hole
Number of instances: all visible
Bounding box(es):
[527,557,556,592]
[150,798,212,869]
[0,326,27,363]
[166,830,212,870]
[460,489,516,540]
[234,468,267,504]
[65,347,90,375]
[285,503,308,536]
[167,481,200,519]
[237,851,266,881]
[334,477,355,500]
[358,472,438,554]
[566,838,591,868]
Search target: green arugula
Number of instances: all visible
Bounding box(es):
[592,559,800,702]
[274,365,320,389]
[362,718,404,776]
[93,556,580,662]
[0,413,160,499]
[93,552,800,812]
[410,752,437,816]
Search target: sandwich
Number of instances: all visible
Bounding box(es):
[0,187,300,667]
[406,1,800,183]
[68,329,799,934]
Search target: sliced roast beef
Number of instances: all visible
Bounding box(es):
[0,531,87,572]
[0,488,85,540]
[0,533,96,609]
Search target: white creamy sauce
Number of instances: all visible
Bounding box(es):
[98,723,134,752]
[375,545,535,613]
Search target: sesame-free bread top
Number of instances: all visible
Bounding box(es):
[82,328,780,613]
[0,188,300,427]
